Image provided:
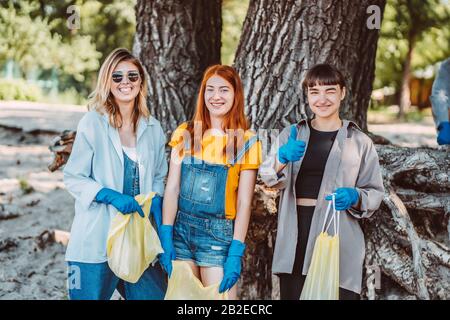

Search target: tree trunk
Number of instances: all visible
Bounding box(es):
[397,34,414,120]
[234,0,386,131]
[233,0,386,299]
[135,0,222,132]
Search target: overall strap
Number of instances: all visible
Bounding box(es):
[229,135,258,166]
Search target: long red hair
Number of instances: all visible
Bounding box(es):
[186,65,249,159]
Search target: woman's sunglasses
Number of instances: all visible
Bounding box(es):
[111,71,140,83]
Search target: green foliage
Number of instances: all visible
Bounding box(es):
[0,0,136,99]
[0,79,43,101]
[222,0,249,66]
[0,1,101,81]
[374,0,450,90]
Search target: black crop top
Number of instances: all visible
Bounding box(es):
[295,120,338,199]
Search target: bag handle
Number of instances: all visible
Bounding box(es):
[321,193,340,236]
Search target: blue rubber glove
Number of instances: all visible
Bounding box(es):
[325,187,359,211]
[278,125,306,164]
[219,239,246,293]
[437,121,450,145]
[95,188,144,217]
[149,195,163,234]
[159,224,176,277]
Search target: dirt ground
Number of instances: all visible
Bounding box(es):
[0,127,72,299]
[0,101,440,300]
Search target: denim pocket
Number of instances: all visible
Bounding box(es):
[180,166,217,205]
[209,219,233,244]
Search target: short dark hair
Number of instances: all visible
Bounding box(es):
[302,64,346,91]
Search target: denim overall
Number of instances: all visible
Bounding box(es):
[68,151,167,300]
[173,136,258,267]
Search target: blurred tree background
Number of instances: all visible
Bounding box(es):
[0,0,135,104]
[0,0,449,117]
[373,0,450,119]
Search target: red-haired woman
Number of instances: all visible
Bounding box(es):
[159,65,262,299]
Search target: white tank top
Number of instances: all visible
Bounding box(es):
[122,146,137,162]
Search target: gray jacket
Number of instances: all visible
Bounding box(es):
[259,119,384,294]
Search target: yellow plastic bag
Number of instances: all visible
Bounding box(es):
[165,261,229,300]
[300,195,340,300]
[106,192,163,283]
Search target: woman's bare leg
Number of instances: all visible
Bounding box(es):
[200,266,238,299]
[181,260,201,279]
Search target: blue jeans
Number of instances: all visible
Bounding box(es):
[67,261,167,300]
[67,150,166,300]
[173,136,258,267]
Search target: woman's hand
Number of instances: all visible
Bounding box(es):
[159,224,176,277]
[95,188,145,217]
[219,239,246,293]
[278,126,306,164]
[325,187,359,210]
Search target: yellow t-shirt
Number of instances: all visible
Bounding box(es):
[169,122,262,219]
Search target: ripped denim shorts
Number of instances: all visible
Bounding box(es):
[173,210,234,267]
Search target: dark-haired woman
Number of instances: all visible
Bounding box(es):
[259,64,384,300]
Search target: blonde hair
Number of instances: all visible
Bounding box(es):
[87,48,149,132]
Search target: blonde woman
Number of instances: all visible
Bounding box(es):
[63,48,168,300]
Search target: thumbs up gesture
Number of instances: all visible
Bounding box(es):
[278,125,306,164]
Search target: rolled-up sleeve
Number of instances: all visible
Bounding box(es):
[63,120,103,211]
[348,142,385,219]
[259,126,291,190]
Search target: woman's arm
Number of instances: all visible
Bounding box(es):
[233,169,257,242]
[347,142,385,219]
[259,126,291,189]
[162,147,182,225]
[63,119,103,211]
[152,125,168,196]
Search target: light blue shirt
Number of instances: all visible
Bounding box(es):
[63,111,168,263]
[431,58,450,127]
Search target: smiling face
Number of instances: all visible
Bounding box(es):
[307,83,346,120]
[204,75,235,119]
[110,60,141,105]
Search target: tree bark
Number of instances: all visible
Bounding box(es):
[135,0,222,132]
[362,145,449,299]
[234,0,386,131]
